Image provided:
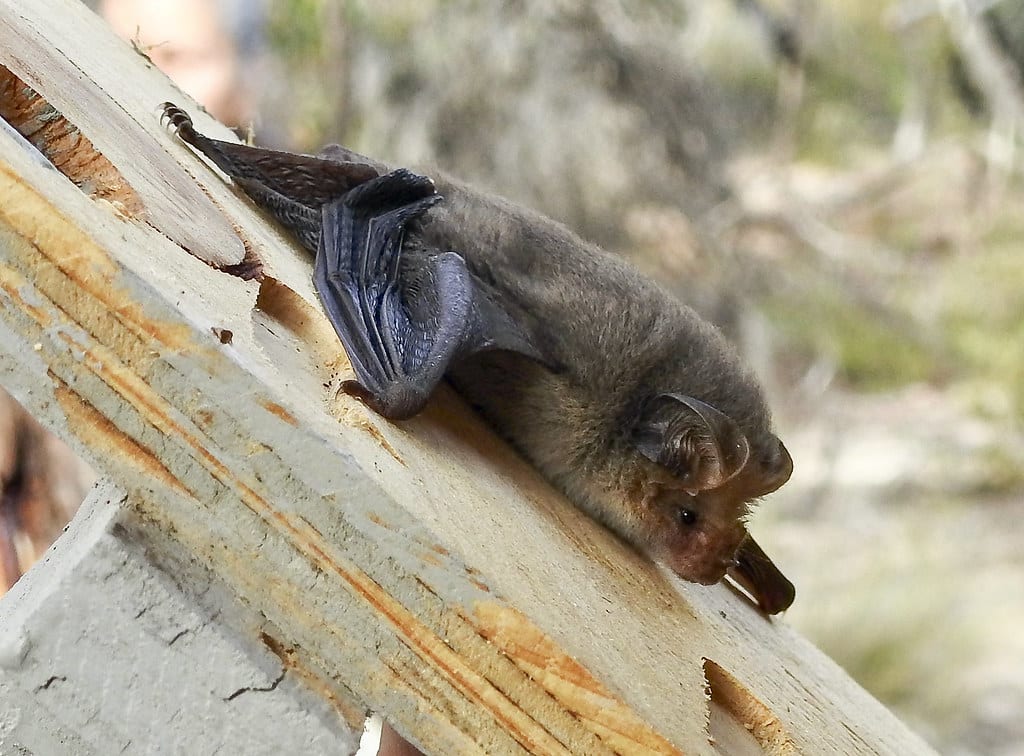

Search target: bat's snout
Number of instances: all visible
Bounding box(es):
[670,553,733,586]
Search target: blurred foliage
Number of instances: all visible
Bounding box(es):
[941,235,1024,411]
[767,284,940,390]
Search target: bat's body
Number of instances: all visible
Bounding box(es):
[163,104,796,613]
[420,182,791,590]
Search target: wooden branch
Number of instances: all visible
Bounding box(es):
[0,1,937,753]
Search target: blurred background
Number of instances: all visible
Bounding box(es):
[2,0,1021,753]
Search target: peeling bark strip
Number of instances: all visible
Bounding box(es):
[0,1,939,754]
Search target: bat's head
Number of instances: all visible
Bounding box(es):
[630,393,792,585]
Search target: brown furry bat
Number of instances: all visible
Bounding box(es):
[163,103,795,614]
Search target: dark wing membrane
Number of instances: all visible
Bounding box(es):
[162,103,378,207]
[315,170,458,419]
[315,168,549,419]
[163,103,551,419]
[231,177,322,253]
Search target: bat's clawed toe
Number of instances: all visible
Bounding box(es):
[160,102,191,131]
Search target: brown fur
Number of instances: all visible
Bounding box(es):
[415,176,792,586]
[160,103,793,606]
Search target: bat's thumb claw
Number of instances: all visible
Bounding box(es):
[340,380,375,404]
[340,380,426,421]
[340,380,399,418]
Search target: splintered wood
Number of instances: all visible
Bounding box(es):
[0,0,938,754]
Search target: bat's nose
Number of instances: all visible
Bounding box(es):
[690,559,731,586]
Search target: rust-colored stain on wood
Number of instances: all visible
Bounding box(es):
[417,549,445,569]
[0,263,53,329]
[367,512,390,529]
[472,602,683,755]
[341,410,406,467]
[52,381,189,498]
[0,65,144,217]
[261,400,298,427]
[0,162,194,353]
[265,516,574,754]
[255,277,332,350]
[218,232,264,281]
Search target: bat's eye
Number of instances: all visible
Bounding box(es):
[677,508,698,527]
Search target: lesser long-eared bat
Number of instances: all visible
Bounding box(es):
[162,103,796,614]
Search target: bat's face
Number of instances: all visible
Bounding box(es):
[630,393,793,586]
[649,488,749,585]
[643,443,793,585]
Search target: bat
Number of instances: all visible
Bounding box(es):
[161,103,796,614]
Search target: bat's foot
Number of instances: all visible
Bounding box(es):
[160,103,205,152]
[160,102,192,132]
[340,380,427,422]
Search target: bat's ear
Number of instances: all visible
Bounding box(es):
[751,435,793,496]
[632,393,750,493]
